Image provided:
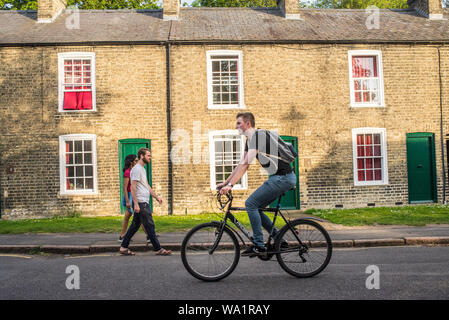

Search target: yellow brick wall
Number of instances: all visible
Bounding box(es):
[169,44,449,214]
[0,45,168,218]
[1,43,448,217]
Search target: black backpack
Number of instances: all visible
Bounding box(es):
[257,130,298,164]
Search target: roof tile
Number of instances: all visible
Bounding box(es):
[1,7,449,44]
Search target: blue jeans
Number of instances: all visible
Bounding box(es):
[245,172,297,247]
[121,202,161,251]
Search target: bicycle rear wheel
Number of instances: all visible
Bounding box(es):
[181,222,240,282]
[275,219,332,278]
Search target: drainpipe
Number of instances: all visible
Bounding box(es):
[437,47,446,204]
[166,40,173,215]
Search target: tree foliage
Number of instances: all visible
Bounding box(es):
[1,0,446,11]
[310,0,408,9]
[0,0,160,10]
[188,0,277,7]
[187,0,411,8]
[0,0,37,9]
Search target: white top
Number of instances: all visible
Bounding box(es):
[130,163,150,204]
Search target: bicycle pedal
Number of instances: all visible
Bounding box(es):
[242,251,262,258]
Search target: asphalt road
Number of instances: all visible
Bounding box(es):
[1,246,448,300]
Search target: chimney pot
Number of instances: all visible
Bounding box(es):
[407,0,444,20]
[278,0,301,20]
[163,0,180,21]
[37,0,67,23]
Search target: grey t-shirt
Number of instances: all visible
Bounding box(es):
[130,163,150,204]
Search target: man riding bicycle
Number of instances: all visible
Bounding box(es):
[217,112,297,257]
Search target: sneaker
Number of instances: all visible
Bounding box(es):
[119,236,132,243]
[241,245,267,257]
[280,240,289,248]
[146,235,160,243]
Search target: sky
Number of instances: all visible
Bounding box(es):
[181,0,195,6]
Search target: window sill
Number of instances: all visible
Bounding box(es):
[59,190,98,196]
[208,104,246,110]
[350,104,385,109]
[354,181,388,187]
[58,109,97,113]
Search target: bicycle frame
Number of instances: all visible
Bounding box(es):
[182,192,333,281]
[209,192,305,255]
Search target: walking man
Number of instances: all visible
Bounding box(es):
[217,112,296,257]
[119,148,171,256]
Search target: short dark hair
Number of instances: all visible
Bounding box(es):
[236,112,255,127]
[137,148,150,160]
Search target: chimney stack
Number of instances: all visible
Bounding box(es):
[163,0,180,21]
[277,0,301,20]
[407,0,444,20]
[37,0,67,23]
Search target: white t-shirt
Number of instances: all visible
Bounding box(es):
[130,163,150,204]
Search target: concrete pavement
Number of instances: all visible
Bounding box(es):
[1,222,449,254]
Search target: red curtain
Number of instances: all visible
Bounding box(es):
[352,56,377,78]
[358,170,365,181]
[374,170,382,180]
[63,91,92,110]
[63,58,92,110]
[356,134,382,182]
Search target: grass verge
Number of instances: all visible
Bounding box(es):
[0,212,286,234]
[1,204,448,234]
[305,204,449,226]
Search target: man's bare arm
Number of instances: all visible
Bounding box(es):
[217,151,248,188]
[147,185,162,205]
[228,149,257,185]
[131,180,140,213]
[219,149,257,195]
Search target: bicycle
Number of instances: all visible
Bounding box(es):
[181,189,333,282]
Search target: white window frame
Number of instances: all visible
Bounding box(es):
[59,134,98,195]
[206,50,245,110]
[209,130,248,190]
[348,50,385,108]
[352,128,388,186]
[58,52,96,112]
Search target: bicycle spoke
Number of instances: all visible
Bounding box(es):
[181,223,240,281]
[276,220,332,278]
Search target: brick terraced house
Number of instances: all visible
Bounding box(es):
[0,0,448,217]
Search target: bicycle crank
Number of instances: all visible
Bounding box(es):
[257,243,275,261]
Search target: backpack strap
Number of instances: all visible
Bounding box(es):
[258,130,292,164]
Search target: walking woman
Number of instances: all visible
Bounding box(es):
[119,154,148,242]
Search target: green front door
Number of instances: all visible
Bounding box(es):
[406,133,437,203]
[118,139,152,214]
[270,136,300,210]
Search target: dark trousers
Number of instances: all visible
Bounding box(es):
[121,202,161,251]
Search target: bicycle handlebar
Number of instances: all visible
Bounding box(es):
[216,189,233,210]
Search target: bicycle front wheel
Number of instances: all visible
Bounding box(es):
[275,219,332,278]
[181,222,240,282]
